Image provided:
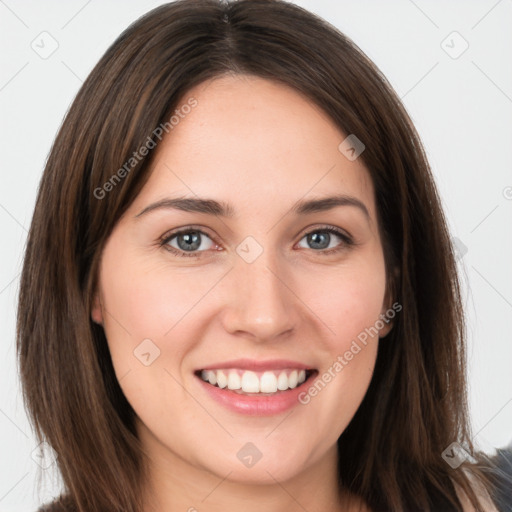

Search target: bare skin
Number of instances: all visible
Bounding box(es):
[92,74,393,512]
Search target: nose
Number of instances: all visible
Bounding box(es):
[220,251,300,343]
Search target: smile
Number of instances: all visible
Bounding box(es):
[194,360,318,416]
[197,368,312,394]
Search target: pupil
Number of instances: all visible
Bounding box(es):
[308,232,329,249]
[178,231,201,251]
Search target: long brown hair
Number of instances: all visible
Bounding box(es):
[16,1,503,510]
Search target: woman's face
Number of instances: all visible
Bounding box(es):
[92,74,392,487]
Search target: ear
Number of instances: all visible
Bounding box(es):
[378,307,394,338]
[379,266,400,339]
[91,291,104,325]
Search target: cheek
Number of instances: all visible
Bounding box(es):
[293,256,386,427]
[97,249,214,421]
[301,258,387,350]
[99,246,215,345]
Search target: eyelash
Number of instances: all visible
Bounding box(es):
[159,225,355,258]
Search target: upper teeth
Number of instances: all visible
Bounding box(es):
[200,369,307,393]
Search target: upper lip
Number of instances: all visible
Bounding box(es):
[198,359,314,371]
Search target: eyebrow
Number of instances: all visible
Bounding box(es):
[135,194,370,220]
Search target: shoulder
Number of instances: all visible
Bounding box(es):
[454,467,500,512]
[456,487,498,512]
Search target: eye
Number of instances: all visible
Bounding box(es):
[297,226,353,254]
[161,228,217,257]
[160,225,354,258]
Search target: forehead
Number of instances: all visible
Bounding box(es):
[132,74,375,218]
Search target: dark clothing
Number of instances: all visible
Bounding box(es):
[490,445,512,512]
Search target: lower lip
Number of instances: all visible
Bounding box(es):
[195,373,317,416]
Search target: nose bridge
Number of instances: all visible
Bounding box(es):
[222,241,298,340]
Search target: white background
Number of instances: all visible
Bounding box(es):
[1,1,511,510]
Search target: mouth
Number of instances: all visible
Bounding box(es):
[193,358,319,415]
[194,368,318,396]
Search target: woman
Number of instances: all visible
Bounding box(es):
[17,1,510,510]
